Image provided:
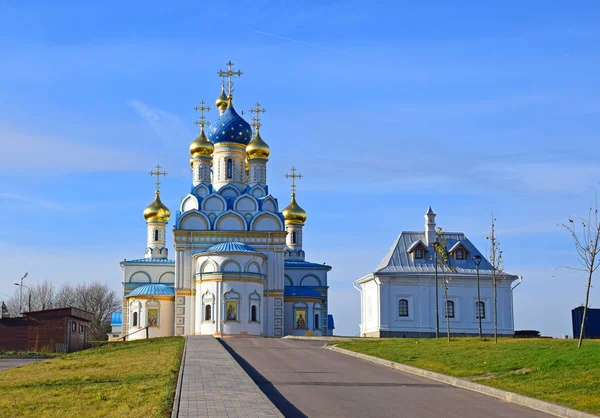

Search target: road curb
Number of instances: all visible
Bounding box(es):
[327,345,598,418]
[170,336,188,418]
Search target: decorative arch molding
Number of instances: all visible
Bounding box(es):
[250,213,284,231]
[249,184,267,199]
[193,184,210,198]
[146,297,161,307]
[199,258,219,274]
[300,274,322,286]
[285,275,293,286]
[214,210,247,231]
[158,271,175,283]
[202,194,227,212]
[180,194,199,212]
[218,184,241,199]
[261,195,277,212]
[201,290,215,322]
[234,195,259,212]
[129,271,151,283]
[246,260,261,274]
[224,288,241,299]
[221,259,242,273]
[179,211,210,231]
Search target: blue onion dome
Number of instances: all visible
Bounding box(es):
[207,101,253,145]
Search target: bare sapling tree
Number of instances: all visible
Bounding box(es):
[487,214,505,344]
[557,192,600,349]
[433,227,456,342]
[30,279,55,311]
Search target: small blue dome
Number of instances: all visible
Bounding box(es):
[207,107,253,145]
[128,284,175,297]
[205,242,258,253]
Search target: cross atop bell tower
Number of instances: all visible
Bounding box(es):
[217,61,243,99]
[149,164,168,193]
[284,167,303,194]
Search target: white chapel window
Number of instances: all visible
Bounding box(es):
[455,250,464,260]
[292,231,297,244]
[415,249,423,259]
[476,301,485,319]
[226,158,233,179]
[154,230,159,242]
[398,299,409,317]
[205,304,212,321]
[445,300,455,318]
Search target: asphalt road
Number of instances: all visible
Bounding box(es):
[0,357,43,371]
[222,338,551,418]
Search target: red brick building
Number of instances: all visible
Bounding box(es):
[0,307,93,353]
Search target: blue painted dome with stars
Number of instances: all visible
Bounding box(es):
[207,106,253,145]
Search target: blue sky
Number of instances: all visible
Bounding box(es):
[1,1,600,337]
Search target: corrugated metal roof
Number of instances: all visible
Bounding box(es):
[110,312,122,326]
[205,242,258,253]
[284,286,324,298]
[375,231,517,278]
[284,260,331,270]
[121,258,175,264]
[128,284,175,297]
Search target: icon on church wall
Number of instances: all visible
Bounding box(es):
[295,310,307,329]
[147,309,159,327]
[225,301,238,321]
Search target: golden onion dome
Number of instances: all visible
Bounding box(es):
[282,193,307,224]
[246,130,270,159]
[143,192,171,223]
[215,85,228,111]
[189,128,214,158]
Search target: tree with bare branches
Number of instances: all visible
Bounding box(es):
[487,214,505,344]
[557,193,600,348]
[432,227,456,342]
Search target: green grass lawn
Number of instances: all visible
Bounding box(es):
[0,336,184,418]
[335,338,600,414]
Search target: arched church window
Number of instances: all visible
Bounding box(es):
[398,299,409,317]
[445,300,455,318]
[132,312,138,327]
[314,313,320,329]
[154,230,159,242]
[205,304,212,321]
[292,231,297,244]
[251,305,257,322]
[226,158,233,179]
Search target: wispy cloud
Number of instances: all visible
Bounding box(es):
[0,193,68,212]
[253,30,355,56]
[128,99,188,148]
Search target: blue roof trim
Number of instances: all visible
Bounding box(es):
[110,312,122,326]
[284,286,324,298]
[128,284,175,297]
[121,258,175,264]
[327,314,335,330]
[204,242,258,253]
[284,260,331,269]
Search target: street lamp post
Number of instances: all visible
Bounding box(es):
[472,255,483,338]
[433,242,439,339]
[14,272,28,315]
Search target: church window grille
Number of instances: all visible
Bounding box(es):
[154,230,159,242]
[292,231,297,244]
[132,312,138,327]
[314,313,320,329]
[398,299,409,317]
[445,300,455,318]
[476,301,485,319]
[251,305,257,322]
[226,158,233,179]
[414,249,424,259]
[455,249,465,260]
[205,304,212,321]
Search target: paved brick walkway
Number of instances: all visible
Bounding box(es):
[175,336,282,418]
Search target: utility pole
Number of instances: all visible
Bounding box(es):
[433,242,439,339]
[472,255,483,338]
[14,272,28,315]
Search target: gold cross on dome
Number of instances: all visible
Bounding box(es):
[193,100,211,129]
[149,164,168,193]
[284,167,303,194]
[249,102,266,130]
[217,60,243,98]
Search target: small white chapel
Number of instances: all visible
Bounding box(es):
[110,62,333,341]
[355,207,520,338]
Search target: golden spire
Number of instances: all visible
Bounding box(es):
[216,84,228,112]
[282,167,307,224]
[144,165,170,223]
[190,100,214,159]
[246,102,270,159]
[217,60,243,100]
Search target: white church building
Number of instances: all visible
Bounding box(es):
[112,62,332,340]
[355,207,520,338]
